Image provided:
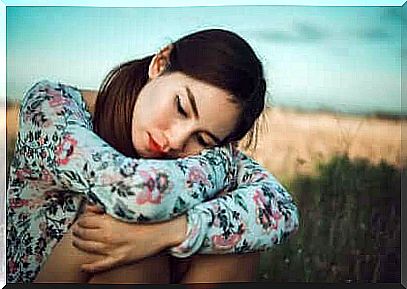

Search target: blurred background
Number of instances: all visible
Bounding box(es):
[4,4,404,283]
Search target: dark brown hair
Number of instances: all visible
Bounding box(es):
[93,29,266,157]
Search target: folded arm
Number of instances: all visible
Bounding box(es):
[16,80,237,222]
[66,151,299,272]
[170,151,299,257]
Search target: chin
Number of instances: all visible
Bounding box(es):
[137,150,170,159]
[137,151,155,159]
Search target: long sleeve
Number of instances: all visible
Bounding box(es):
[15,80,237,223]
[169,151,299,257]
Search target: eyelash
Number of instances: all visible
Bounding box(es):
[176,95,209,148]
[196,134,209,147]
[176,95,187,117]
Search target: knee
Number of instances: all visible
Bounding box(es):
[180,252,260,284]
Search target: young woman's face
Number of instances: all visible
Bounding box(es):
[131,72,240,158]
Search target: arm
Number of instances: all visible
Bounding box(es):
[16,80,237,222]
[69,152,298,272]
[169,150,299,257]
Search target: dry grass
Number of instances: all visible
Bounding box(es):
[240,107,405,180]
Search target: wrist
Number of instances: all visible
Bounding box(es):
[164,214,188,248]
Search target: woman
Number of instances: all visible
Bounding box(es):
[7,29,299,284]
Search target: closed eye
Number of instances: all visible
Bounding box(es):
[196,134,210,148]
[176,95,187,117]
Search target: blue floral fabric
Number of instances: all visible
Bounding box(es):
[7,80,299,282]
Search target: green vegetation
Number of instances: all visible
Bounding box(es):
[258,154,401,282]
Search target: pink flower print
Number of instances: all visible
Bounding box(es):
[15,168,32,181]
[212,233,242,250]
[72,110,84,120]
[9,198,29,209]
[44,190,58,199]
[100,172,123,185]
[187,166,210,187]
[253,189,282,231]
[253,189,267,210]
[250,172,268,183]
[55,134,78,165]
[213,216,221,227]
[270,210,283,231]
[135,171,162,205]
[46,86,62,97]
[8,260,17,274]
[41,169,53,182]
[261,213,269,224]
[47,88,71,107]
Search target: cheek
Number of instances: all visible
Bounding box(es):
[143,103,172,132]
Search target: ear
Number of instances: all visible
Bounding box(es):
[148,44,174,79]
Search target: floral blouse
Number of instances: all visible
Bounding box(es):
[6,80,299,283]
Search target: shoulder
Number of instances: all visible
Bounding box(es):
[23,79,86,106]
[20,80,93,124]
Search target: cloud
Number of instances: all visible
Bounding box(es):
[357,28,392,41]
[255,22,327,44]
[295,22,326,41]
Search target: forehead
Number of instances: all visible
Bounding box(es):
[169,72,241,138]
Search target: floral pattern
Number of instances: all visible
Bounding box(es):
[55,134,78,165]
[7,80,299,283]
[170,152,300,257]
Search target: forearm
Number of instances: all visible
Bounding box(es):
[169,152,300,257]
[170,186,299,257]
[16,80,238,223]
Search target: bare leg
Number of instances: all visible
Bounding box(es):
[35,229,93,283]
[36,225,258,285]
[88,254,170,284]
[35,227,171,284]
[176,252,260,288]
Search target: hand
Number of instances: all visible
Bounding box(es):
[71,205,187,273]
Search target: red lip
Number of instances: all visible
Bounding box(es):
[148,134,166,155]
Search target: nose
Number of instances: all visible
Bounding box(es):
[163,123,192,154]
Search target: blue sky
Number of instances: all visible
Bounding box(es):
[5,4,403,115]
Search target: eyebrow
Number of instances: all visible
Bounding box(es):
[185,85,222,145]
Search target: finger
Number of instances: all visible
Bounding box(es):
[72,236,108,255]
[85,204,104,214]
[77,214,107,229]
[72,224,102,242]
[81,256,121,273]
